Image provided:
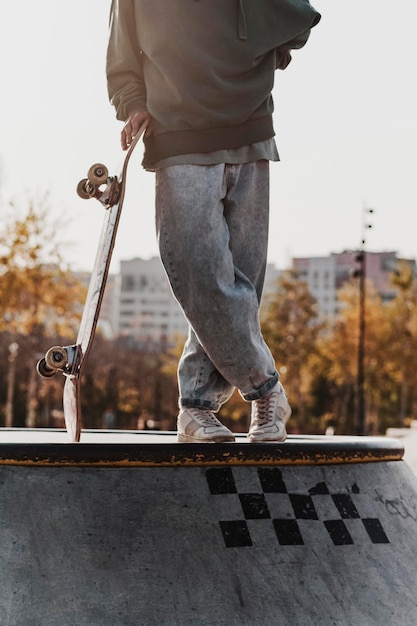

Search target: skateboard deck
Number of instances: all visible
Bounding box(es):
[37,124,147,442]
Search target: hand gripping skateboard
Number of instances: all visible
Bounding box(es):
[37,123,147,442]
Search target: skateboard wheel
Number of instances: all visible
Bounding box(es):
[77,178,93,200]
[36,358,57,378]
[88,163,108,186]
[45,346,68,370]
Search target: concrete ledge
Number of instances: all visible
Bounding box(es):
[0,429,415,625]
[0,429,404,467]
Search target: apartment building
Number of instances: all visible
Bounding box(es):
[293,251,416,316]
[115,257,188,348]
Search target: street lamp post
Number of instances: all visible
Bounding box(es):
[356,250,366,435]
[355,207,374,435]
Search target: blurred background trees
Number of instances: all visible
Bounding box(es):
[1,195,417,435]
[261,265,417,435]
[0,195,85,427]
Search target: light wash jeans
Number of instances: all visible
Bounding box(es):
[155,161,278,412]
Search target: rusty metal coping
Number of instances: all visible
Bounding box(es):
[0,429,404,467]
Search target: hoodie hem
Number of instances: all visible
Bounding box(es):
[143,116,275,169]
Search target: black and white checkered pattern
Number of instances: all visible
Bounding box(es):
[205,467,389,549]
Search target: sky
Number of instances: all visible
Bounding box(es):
[0,1,416,274]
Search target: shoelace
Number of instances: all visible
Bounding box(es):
[252,394,276,426]
[189,408,220,427]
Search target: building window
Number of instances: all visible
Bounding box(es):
[122,275,135,292]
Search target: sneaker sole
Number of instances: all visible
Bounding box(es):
[177,433,235,443]
[247,427,287,443]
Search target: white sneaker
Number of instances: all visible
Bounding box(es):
[177,407,235,443]
[248,382,291,443]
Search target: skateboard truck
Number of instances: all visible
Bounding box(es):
[37,344,81,378]
[76,163,121,209]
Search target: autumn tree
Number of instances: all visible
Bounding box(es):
[0,196,85,427]
[383,261,417,427]
[261,269,323,432]
[312,271,414,435]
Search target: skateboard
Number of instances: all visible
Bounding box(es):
[36,123,147,442]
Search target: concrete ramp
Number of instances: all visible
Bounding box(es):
[0,430,416,626]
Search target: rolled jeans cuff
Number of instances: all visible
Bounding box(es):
[242,371,279,402]
[180,398,221,412]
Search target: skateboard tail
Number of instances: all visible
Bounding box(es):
[63,376,82,443]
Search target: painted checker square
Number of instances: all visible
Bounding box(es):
[206,467,390,548]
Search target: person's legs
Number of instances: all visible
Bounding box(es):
[155,161,278,412]
[178,327,235,411]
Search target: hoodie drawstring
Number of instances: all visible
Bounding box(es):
[238,0,247,40]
